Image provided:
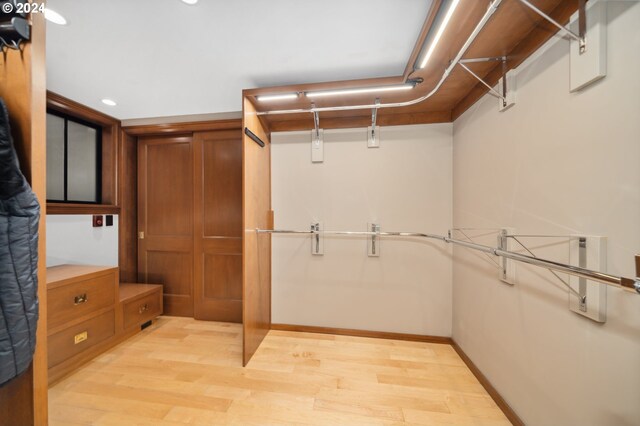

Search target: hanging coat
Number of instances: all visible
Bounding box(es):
[0,97,40,387]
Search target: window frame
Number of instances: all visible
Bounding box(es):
[46,91,121,215]
[46,110,103,205]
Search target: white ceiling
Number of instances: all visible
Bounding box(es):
[46,0,432,120]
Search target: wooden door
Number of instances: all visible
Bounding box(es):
[138,136,194,317]
[193,130,243,322]
[242,98,272,366]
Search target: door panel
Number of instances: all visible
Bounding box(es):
[138,136,194,317]
[194,130,243,322]
[242,98,272,366]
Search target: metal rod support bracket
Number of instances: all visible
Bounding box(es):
[368,99,380,148]
[311,222,324,255]
[458,62,506,101]
[368,223,380,257]
[517,0,586,54]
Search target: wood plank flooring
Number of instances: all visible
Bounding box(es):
[49,317,510,425]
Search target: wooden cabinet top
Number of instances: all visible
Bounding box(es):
[46,264,118,285]
[119,283,163,302]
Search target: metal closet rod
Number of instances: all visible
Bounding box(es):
[255,228,640,295]
[255,0,504,116]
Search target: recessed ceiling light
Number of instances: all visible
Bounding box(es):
[44,8,67,25]
[181,0,198,5]
[101,99,117,106]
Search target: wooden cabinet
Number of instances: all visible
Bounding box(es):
[47,265,118,383]
[120,283,163,330]
[47,265,163,385]
[48,310,115,368]
[48,268,117,331]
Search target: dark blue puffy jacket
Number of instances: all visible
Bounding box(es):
[0,97,40,387]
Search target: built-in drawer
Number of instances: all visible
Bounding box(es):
[48,309,115,368]
[48,271,116,332]
[122,290,162,330]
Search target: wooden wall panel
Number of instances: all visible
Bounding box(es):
[0,11,48,426]
[204,254,243,300]
[202,132,242,237]
[193,130,243,323]
[242,97,272,366]
[138,136,194,317]
[118,130,138,282]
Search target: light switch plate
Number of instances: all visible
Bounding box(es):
[569,235,607,322]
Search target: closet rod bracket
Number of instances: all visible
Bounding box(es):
[517,0,586,54]
[368,98,380,148]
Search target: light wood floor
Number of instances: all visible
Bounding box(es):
[49,317,510,425]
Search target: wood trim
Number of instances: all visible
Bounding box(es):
[118,130,138,282]
[268,110,451,132]
[402,0,443,81]
[47,91,119,126]
[0,11,48,425]
[270,324,452,345]
[122,119,242,136]
[47,203,121,215]
[452,341,524,426]
[46,91,121,209]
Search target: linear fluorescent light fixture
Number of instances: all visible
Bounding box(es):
[306,83,415,99]
[418,0,460,69]
[257,93,299,102]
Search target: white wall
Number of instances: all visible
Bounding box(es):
[271,124,453,336]
[46,215,119,267]
[452,2,640,425]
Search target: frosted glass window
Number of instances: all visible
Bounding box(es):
[45,112,101,203]
[67,122,99,202]
[46,114,65,201]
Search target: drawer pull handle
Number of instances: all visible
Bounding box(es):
[139,303,149,314]
[74,294,88,305]
[74,331,88,344]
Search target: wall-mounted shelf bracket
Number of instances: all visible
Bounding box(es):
[517,0,586,53]
[368,98,380,148]
[498,228,517,285]
[367,223,380,257]
[458,56,516,111]
[311,105,323,163]
[310,222,323,255]
[569,235,607,322]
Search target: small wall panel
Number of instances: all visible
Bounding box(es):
[204,253,242,300]
[146,250,193,316]
[145,141,193,237]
